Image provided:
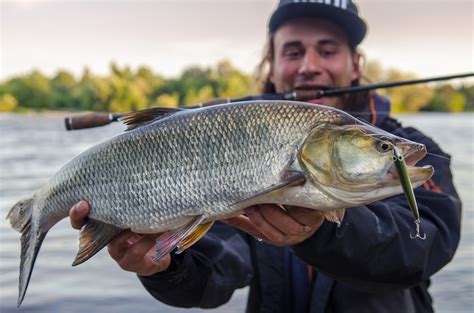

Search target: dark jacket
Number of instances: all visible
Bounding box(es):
[138,95,462,313]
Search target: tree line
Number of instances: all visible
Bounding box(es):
[0,60,472,113]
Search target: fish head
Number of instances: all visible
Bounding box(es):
[299,122,434,205]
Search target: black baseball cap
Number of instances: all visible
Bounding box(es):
[268,0,367,45]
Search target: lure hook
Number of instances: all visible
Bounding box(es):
[409,219,426,240]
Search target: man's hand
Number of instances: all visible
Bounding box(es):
[69,201,171,276]
[224,204,325,246]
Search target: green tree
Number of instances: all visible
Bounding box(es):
[0,94,18,112]
[448,93,466,112]
[76,67,97,111]
[179,66,215,104]
[424,85,466,112]
[50,69,77,109]
[459,85,474,111]
[92,77,113,111]
[379,69,433,113]
[154,93,179,108]
[184,85,214,105]
[6,70,52,109]
[213,60,254,98]
[110,61,133,80]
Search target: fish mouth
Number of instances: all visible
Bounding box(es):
[404,145,426,165]
[387,144,434,187]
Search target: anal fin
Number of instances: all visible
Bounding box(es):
[154,215,205,262]
[72,219,123,266]
[176,221,214,254]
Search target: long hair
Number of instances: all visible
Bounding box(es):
[255,33,372,121]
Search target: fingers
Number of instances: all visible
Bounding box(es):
[244,205,287,244]
[258,205,310,235]
[223,215,270,241]
[107,231,170,276]
[69,200,90,229]
[238,204,324,246]
[286,206,326,229]
[107,230,138,260]
[118,234,157,265]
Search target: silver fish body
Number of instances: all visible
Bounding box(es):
[35,101,354,232]
[7,100,434,306]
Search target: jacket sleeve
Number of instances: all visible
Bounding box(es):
[291,126,462,293]
[138,222,253,308]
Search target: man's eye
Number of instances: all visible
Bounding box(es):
[283,49,303,58]
[320,50,336,57]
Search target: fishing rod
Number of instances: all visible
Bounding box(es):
[64,72,474,130]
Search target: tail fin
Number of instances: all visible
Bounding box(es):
[6,197,47,307]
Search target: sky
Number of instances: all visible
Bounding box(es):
[0,0,473,83]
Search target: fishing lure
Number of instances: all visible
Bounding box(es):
[393,146,426,240]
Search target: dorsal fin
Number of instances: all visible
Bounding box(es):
[120,107,185,131]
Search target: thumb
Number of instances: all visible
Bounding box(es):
[69,200,90,229]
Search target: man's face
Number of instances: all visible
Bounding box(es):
[270,18,361,109]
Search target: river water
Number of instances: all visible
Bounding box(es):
[0,113,472,312]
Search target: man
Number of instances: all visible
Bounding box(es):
[70,1,461,312]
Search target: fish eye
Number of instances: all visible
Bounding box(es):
[377,142,391,153]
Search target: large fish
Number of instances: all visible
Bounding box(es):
[7,100,433,306]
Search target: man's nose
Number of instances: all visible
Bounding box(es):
[298,50,322,76]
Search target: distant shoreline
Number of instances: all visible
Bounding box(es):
[1,110,91,117]
[2,110,472,118]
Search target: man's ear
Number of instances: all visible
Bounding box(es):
[269,65,275,84]
[351,52,362,81]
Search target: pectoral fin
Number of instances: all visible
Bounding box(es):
[72,219,123,266]
[154,215,205,262]
[233,170,306,206]
[323,208,346,225]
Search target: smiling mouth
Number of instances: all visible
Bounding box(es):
[307,99,324,105]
